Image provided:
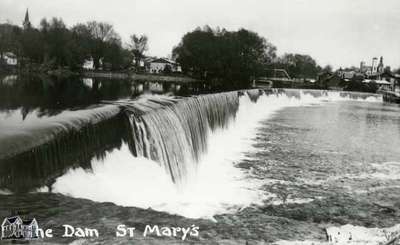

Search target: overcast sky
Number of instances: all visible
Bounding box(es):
[1,0,400,69]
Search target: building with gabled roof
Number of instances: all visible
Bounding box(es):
[2,52,18,66]
[147,57,182,74]
[1,216,23,239]
[1,216,39,240]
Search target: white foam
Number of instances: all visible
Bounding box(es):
[52,91,382,219]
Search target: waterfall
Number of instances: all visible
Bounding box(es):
[48,89,381,218]
[117,89,381,185]
[1,89,381,197]
[124,92,240,184]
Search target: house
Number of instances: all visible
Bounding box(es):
[362,79,392,91]
[1,216,39,240]
[147,58,182,74]
[338,70,356,80]
[21,219,38,239]
[1,52,18,66]
[132,56,155,72]
[1,216,23,239]
[82,57,95,70]
[317,72,346,90]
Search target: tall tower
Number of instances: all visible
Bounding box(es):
[23,8,31,29]
[360,61,365,72]
[372,57,378,74]
[378,56,384,73]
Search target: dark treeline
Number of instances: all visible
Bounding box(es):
[173,26,277,89]
[1,14,335,89]
[270,53,326,79]
[172,26,326,89]
[0,18,149,71]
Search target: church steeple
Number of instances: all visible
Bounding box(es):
[378,56,384,73]
[23,8,31,29]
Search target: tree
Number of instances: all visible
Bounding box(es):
[173,26,276,89]
[322,65,333,73]
[85,21,121,69]
[86,21,119,42]
[41,18,72,68]
[0,23,21,61]
[0,17,130,71]
[129,34,148,70]
[273,53,321,78]
[20,27,44,64]
[173,26,218,79]
[163,64,172,74]
[103,40,126,70]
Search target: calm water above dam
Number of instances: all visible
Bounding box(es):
[1,75,400,244]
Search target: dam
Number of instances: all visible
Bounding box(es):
[0,75,400,244]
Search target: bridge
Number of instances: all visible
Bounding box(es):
[253,69,294,88]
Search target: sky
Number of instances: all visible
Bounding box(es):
[1,0,400,69]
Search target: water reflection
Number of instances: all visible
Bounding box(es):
[0,74,203,118]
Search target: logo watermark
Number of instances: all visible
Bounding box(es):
[1,216,39,241]
[1,216,200,241]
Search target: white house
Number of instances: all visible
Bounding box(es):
[1,216,23,239]
[2,52,18,66]
[21,219,38,239]
[147,58,182,74]
[1,216,39,240]
[338,70,356,80]
[82,57,95,70]
[363,79,392,91]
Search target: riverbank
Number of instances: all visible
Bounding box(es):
[1,68,200,84]
[84,71,200,83]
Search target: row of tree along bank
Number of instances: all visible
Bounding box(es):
[0,11,334,87]
[1,13,399,91]
[172,26,337,90]
[0,12,148,73]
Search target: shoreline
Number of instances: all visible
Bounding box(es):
[84,71,200,83]
[0,70,201,85]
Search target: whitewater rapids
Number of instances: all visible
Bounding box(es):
[52,90,382,219]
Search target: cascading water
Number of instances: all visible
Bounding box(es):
[124,92,239,184]
[52,89,382,219]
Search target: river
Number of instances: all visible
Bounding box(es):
[0,74,399,244]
